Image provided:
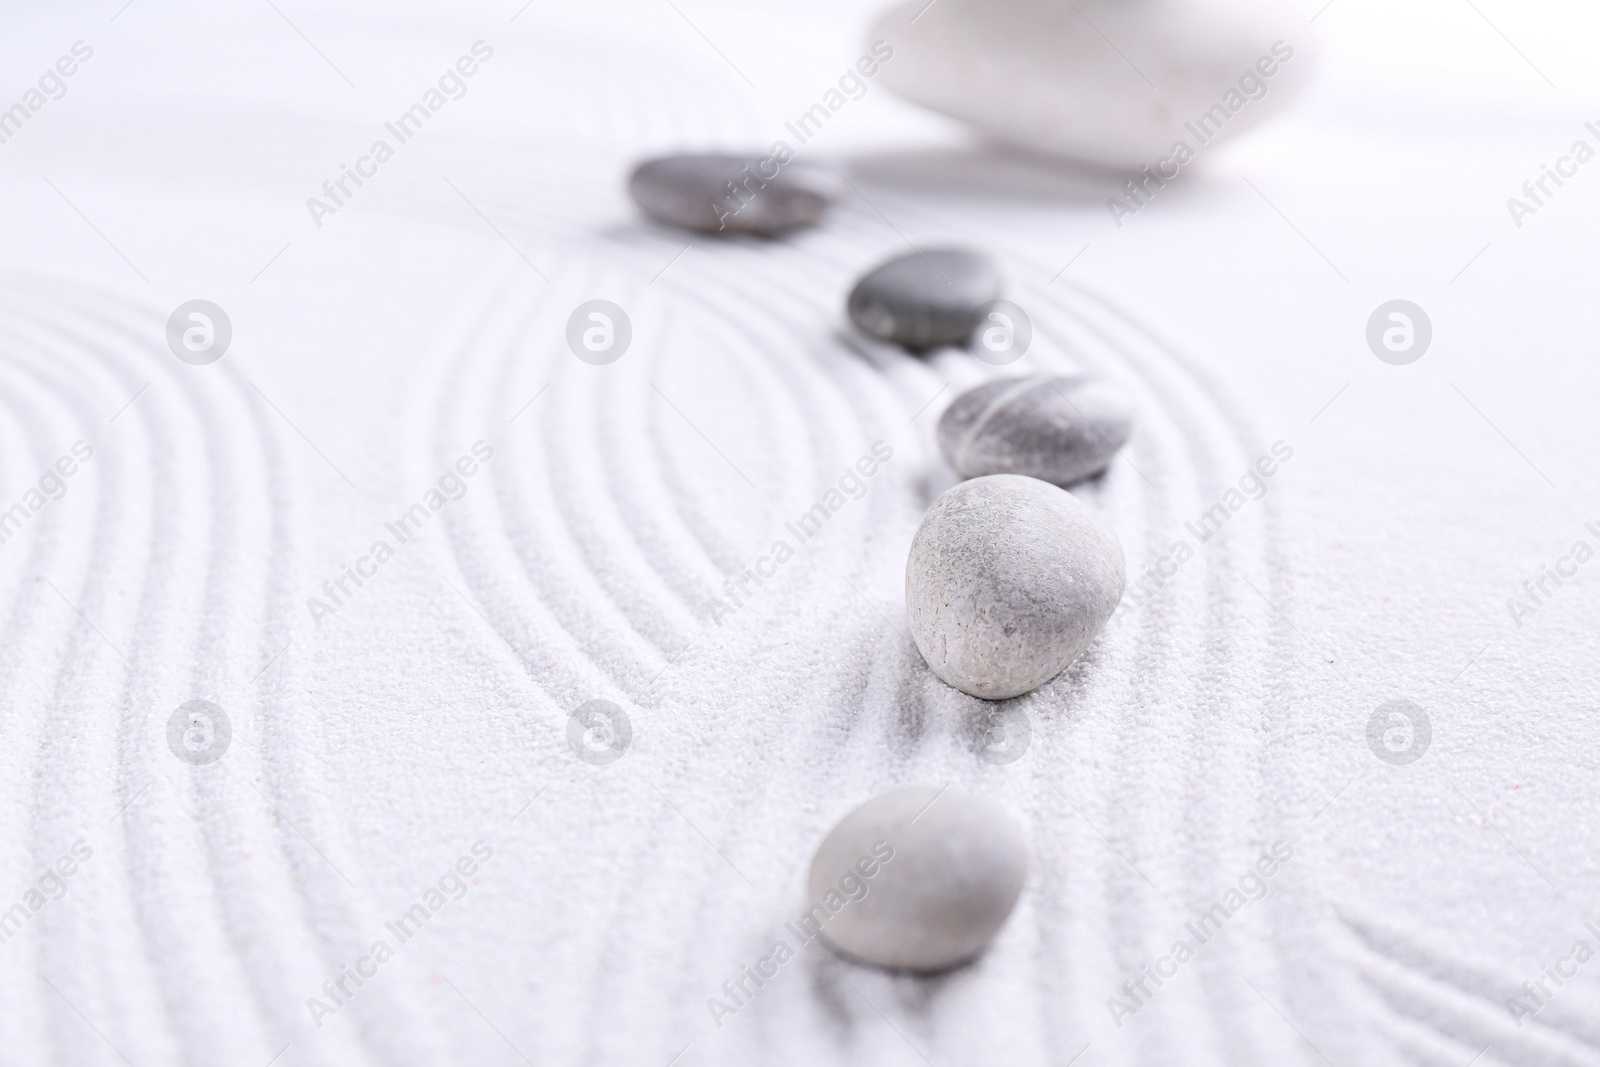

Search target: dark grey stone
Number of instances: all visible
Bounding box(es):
[628,153,841,235]
[847,248,1003,350]
[938,374,1134,486]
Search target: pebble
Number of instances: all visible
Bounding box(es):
[807,786,1027,972]
[628,154,841,235]
[869,0,1311,168]
[938,374,1133,487]
[847,248,1002,350]
[906,474,1124,699]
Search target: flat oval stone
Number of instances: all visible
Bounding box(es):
[906,474,1124,699]
[870,0,1312,168]
[628,154,841,235]
[807,786,1027,972]
[847,248,1002,350]
[938,374,1133,487]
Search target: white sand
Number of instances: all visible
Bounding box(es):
[1,1,1598,1064]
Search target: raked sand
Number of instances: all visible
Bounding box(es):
[1,2,1599,1065]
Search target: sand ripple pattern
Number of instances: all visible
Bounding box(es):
[0,7,1404,1066]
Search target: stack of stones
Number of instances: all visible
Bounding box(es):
[629,151,1135,974]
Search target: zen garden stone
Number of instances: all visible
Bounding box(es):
[628,153,842,235]
[847,248,1002,350]
[906,474,1125,700]
[869,0,1309,169]
[808,785,1028,972]
[938,374,1134,487]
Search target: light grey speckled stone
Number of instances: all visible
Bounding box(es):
[906,474,1124,699]
[628,154,841,235]
[938,374,1133,487]
[847,248,1002,350]
[807,786,1027,972]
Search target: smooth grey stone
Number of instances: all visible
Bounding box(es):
[938,374,1133,487]
[906,474,1124,699]
[628,154,841,235]
[847,248,1002,350]
[807,786,1027,972]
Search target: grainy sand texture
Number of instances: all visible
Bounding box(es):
[1,2,1598,1065]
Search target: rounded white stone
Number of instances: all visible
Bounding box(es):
[906,474,1124,699]
[938,374,1134,487]
[807,786,1027,972]
[869,0,1313,168]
